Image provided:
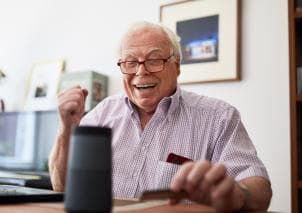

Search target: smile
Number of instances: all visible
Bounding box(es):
[134,84,156,89]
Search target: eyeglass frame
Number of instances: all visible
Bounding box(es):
[117,55,174,74]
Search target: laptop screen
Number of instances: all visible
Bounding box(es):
[0,111,59,170]
[0,112,36,169]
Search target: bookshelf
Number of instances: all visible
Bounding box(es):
[289,0,302,212]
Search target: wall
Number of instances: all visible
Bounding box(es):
[0,0,290,211]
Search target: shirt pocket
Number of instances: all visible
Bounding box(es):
[152,161,181,189]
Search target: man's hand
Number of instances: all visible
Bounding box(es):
[170,160,271,212]
[57,85,88,128]
[49,85,88,192]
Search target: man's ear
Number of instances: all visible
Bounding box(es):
[176,63,180,76]
[175,56,181,76]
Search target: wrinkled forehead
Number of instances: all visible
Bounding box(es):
[120,27,171,57]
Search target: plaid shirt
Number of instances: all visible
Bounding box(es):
[80,86,269,198]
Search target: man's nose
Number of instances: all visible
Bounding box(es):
[136,62,150,76]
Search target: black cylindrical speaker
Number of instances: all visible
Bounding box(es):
[64,126,112,213]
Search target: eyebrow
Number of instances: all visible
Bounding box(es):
[122,48,165,59]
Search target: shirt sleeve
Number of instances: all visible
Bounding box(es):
[79,104,102,126]
[211,106,270,181]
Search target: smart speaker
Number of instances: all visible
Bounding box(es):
[64,126,112,213]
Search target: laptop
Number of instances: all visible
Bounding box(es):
[0,184,63,203]
[0,111,60,188]
[0,110,59,171]
[0,111,63,203]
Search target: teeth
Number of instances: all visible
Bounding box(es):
[135,84,155,88]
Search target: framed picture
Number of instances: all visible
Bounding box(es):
[160,0,241,84]
[59,71,108,111]
[24,60,65,111]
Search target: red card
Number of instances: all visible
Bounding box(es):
[166,153,193,165]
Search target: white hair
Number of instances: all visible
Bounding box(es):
[119,21,182,62]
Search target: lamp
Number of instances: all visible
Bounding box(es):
[0,69,6,112]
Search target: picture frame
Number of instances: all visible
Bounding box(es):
[59,70,108,111]
[160,0,241,84]
[24,60,65,111]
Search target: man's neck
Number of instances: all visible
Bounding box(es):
[138,109,154,130]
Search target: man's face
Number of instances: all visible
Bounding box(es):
[120,28,180,113]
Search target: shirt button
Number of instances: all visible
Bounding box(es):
[133,172,138,178]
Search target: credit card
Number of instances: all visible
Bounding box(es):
[166,153,192,165]
[140,189,188,201]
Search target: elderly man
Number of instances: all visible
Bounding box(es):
[49,21,272,211]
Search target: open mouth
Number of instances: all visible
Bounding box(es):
[134,84,156,90]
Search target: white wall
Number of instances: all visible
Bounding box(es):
[0,0,290,211]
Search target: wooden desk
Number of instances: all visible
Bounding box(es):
[0,202,280,213]
[0,202,210,213]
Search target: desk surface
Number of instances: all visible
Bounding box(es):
[0,202,280,213]
[0,203,215,213]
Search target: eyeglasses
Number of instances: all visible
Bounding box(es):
[117,55,173,74]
